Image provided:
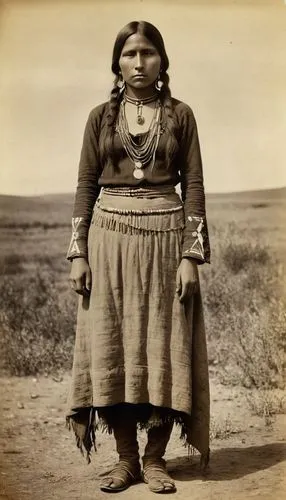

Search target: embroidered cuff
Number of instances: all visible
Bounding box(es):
[66,217,88,261]
[182,215,206,262]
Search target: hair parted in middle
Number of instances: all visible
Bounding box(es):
[99,20,179,168]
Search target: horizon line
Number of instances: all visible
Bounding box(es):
[0,185,285,198]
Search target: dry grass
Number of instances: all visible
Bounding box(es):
[202,227,285,389]
[0,268,77,375]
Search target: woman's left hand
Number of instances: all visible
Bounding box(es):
[176,258,199,302]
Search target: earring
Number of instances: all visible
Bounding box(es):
[117,74,125,93]
[155,74,164,91]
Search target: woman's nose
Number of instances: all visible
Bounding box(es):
[135,53,143,70]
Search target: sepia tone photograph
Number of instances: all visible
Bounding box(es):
[0,0,285,498]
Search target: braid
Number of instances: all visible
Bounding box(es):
[107,75,121,126]
[159,72,179,168]
[99,76,121,166]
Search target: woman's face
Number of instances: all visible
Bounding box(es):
[118,33,161,91]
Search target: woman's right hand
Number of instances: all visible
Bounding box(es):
[69,257,92,296]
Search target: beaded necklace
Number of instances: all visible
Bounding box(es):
[124,93,158,125]
[116,97,162,180]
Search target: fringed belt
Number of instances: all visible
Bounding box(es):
[92,187,185,234]
[91,188,185,234]
[91,207,185,234]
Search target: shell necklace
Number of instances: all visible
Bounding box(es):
[116,98,161,179]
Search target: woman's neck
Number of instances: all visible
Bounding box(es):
[125,84,157,100]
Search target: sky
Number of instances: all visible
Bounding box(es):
[0,0,285,195]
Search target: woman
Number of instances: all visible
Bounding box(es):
[67,20,210,494]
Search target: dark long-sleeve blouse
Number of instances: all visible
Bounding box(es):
[67,98,210,263]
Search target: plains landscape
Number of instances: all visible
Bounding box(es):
[0,187,285,499]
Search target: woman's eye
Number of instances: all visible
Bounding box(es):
[142,50,154,56]
[123,52,135,57]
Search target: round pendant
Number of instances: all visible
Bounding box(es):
[134,161,143,169]
[133,169,144,179]
[137,115,145,125]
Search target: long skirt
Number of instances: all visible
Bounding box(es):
[67,186,210,465]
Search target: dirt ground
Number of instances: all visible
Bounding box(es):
[0,375,285,500]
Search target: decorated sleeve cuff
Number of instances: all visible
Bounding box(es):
[66,217,88,261]
[182,215,210,263]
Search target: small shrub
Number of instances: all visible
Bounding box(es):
[223,301,286,389]
[0,269,77,375]
[251,203,269,209]
[246,390,286,427]
[210,415,241,441]
[0,254,25,275]
[223,242,270,274]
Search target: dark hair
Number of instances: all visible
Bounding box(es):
[99,21,178,167]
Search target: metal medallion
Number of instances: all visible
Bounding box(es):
[134,161,143,169]
[137,115,145,125]
[133,169,144,179]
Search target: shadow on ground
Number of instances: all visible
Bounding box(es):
[168,442,286,481]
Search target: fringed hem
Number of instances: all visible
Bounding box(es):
[66,408,97,464]
[66,403,210,469]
